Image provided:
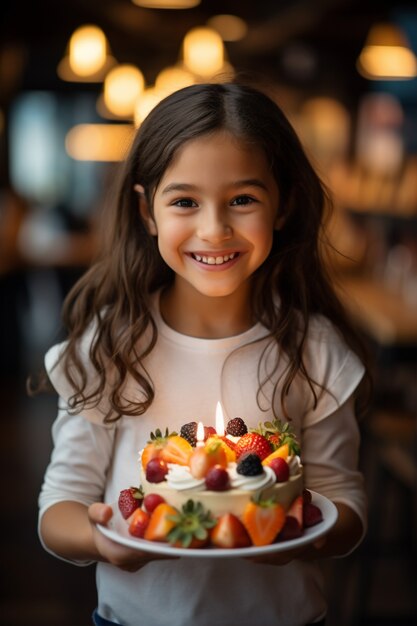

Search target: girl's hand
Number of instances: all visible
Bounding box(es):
[88,503,175,572]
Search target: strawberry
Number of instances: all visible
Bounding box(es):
[128,508,150,538]
[144,503,179,542]
[252,419,300,455]
[143,493,166,513]
[242,494,286,546]
[303,502,323,528]
[286,495,303,529]
[210,513,252,549]
[204,426,217,439]
[235,432,272,461]
[118,486,144,519]
[160,435,193,466]
[166,500,216,548]
[277,516,303,541]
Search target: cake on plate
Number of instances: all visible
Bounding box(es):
[116,416,323,548]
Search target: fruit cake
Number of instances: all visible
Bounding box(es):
[117,418,323,548]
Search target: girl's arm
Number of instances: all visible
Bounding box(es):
[253,394,366,565]
[41,501,158,571]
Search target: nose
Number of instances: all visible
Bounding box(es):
[196,206,232,243]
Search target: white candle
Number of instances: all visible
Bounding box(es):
[215,401,225,436]
[196,421,205,447]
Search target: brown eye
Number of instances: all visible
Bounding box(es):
[231,195,255,206]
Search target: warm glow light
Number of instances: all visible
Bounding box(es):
[134,87,164,126]
[357,45,417,79]
[69,25,107,77]
[183,27,224,77]
[357,22,417,80]
[196,422,205,447]
[104,65,145,117]
[65,124,134,161]
[132,0,200,7]
[207,14,248,42]
[155,65,195,96]
[215,402,225,437]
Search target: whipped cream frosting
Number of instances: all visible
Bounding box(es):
[228,464,276,491]
[166,464,206,491]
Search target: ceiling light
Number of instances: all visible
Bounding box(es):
[182,27,224,78]
[131,0,200,8]
[104,64,145,118]
[134,88,164,126]
[57,24,115,82]
[155,65,195,96]
[66,124,134,161]
[357,23,417,80]
[69,25,107,76]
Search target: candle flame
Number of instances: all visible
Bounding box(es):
[215,401,225,436]
[196,421,205,445]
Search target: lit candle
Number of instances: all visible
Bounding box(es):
[196,421,205,447]
[215,401,225,437]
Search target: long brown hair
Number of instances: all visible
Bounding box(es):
[33,82,370,422]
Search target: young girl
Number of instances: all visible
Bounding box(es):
[38,82,368,626]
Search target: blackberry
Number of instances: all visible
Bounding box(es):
[180,421,198,446]
[236,452,263,476]
[226,417,248,437]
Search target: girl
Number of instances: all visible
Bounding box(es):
[38,82,368,626]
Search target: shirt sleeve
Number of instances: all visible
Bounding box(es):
[302,317,366,426]
[301,393,367,555]
[38,398,116,564]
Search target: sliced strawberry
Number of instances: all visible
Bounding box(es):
[210,513,252,548]
[277,516,303,541]
[303,502,323,528]
[242,496,286,546]
[235,433,272,461]
[118,486,144,519]
[286,495,303,529]
[144,503,179,542]
[128,508,150,538]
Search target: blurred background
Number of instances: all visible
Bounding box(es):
[0,0,416,624]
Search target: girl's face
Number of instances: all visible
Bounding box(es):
[145,130,281,301]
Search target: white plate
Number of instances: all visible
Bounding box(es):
[97,491,338,558]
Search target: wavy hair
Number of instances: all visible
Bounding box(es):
[33,82,370,421]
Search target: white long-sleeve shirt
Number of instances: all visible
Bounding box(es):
[39,294,366,626]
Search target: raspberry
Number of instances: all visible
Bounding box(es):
[180,422,198,446]
[236,452,263,476]
[226,417,248,437]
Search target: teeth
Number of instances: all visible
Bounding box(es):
[193,253,236,265]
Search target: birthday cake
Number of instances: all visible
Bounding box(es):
[117,414,323,548]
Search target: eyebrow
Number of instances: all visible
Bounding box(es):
[161,179,269,195]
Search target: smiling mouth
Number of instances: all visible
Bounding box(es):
[191,252,239,266]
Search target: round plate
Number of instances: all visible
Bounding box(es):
[97,491,338,558]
